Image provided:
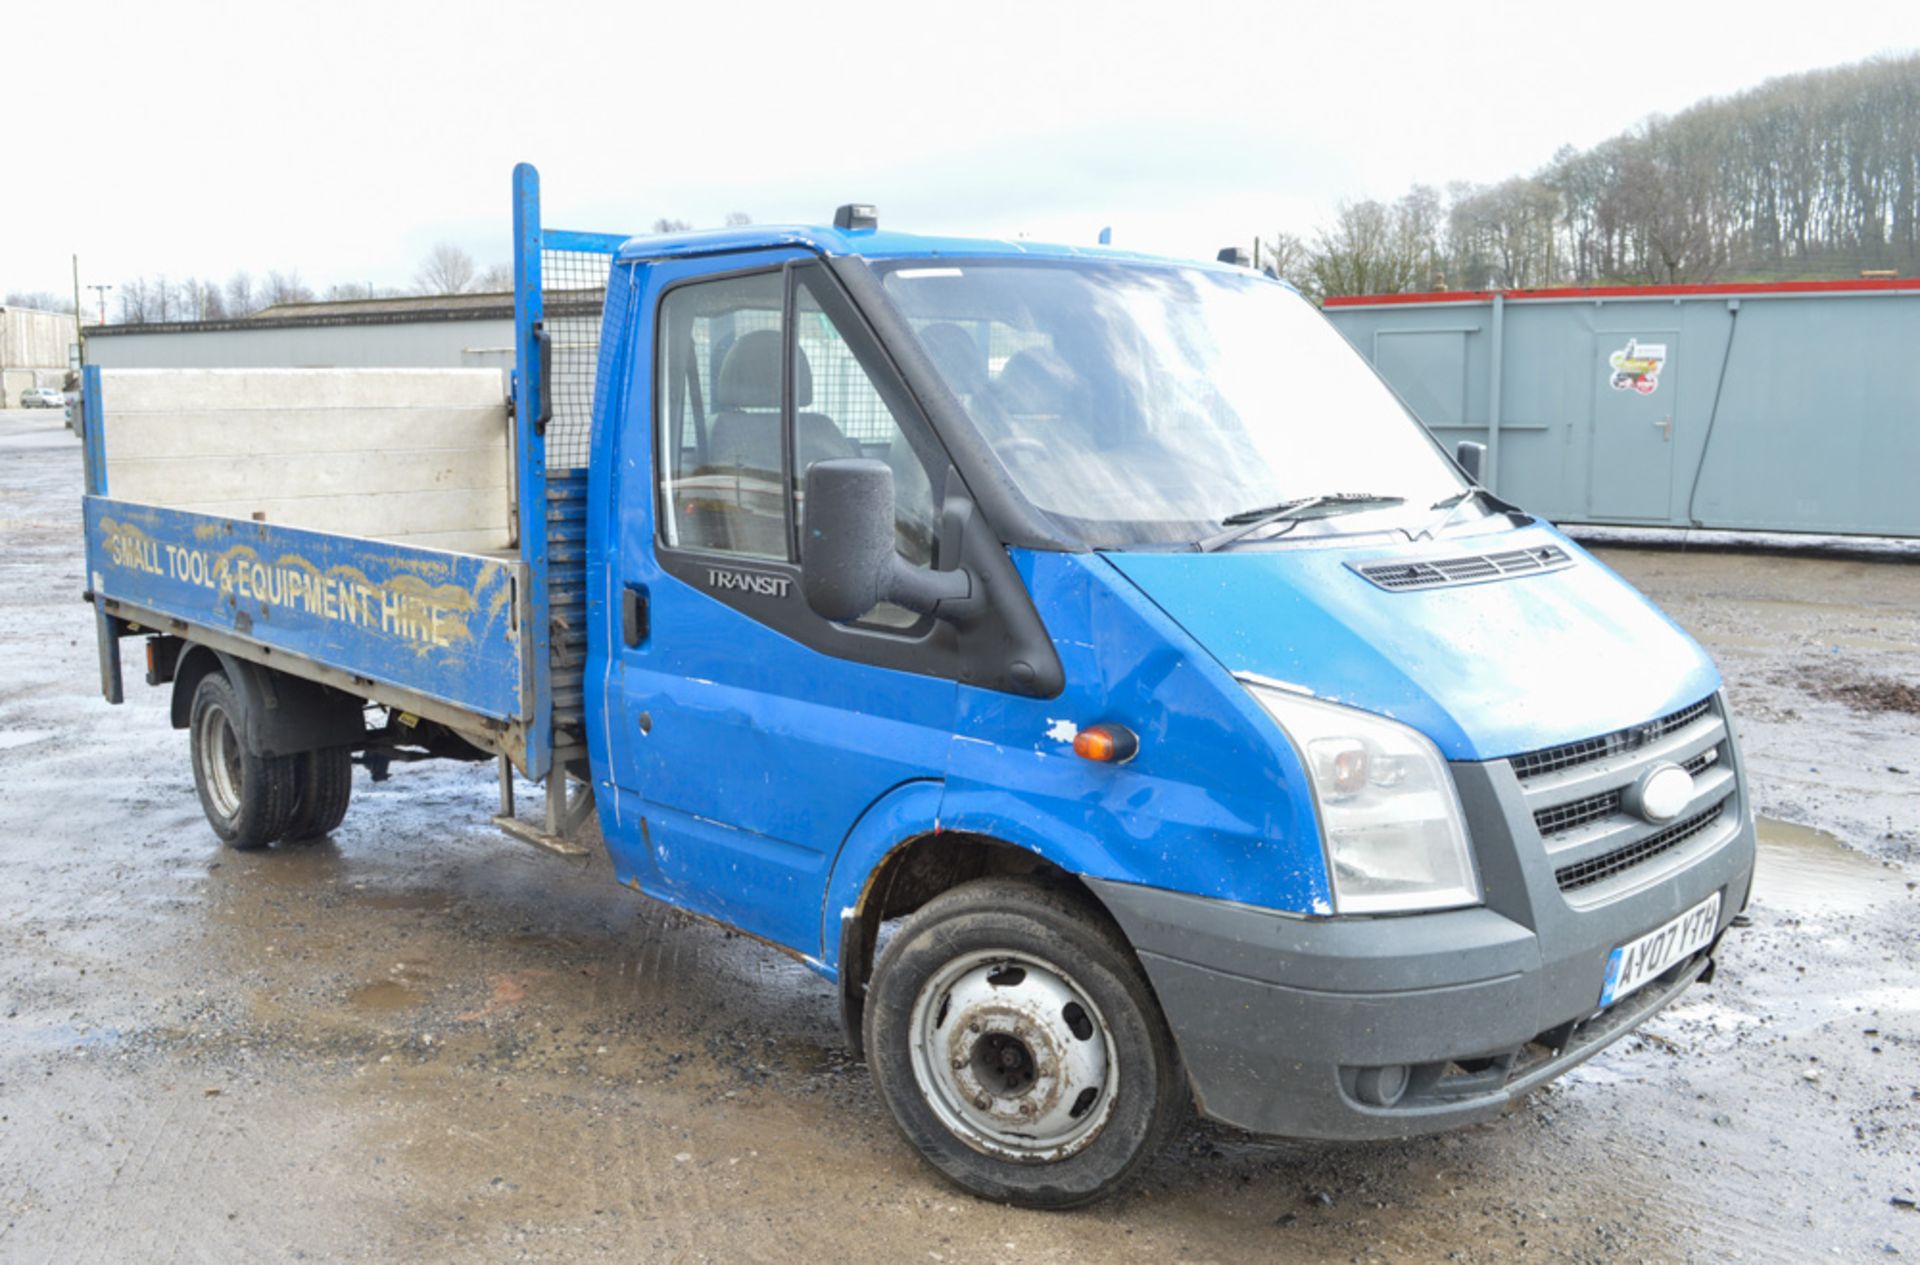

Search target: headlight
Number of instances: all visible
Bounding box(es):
[1242,678,1480,914]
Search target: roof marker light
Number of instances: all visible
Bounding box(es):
[834,203,878,231]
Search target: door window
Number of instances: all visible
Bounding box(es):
[657,271,788,559]
[655,265,942,618]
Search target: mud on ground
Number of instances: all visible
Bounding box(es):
[1,412,1915,1262]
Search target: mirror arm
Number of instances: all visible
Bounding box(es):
[1454,440,1487,484]
[887,557,971,616]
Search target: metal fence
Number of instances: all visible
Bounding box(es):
[540,252,608,470]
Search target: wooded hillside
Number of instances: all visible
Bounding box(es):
[1275,54,1920,297]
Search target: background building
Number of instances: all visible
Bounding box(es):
[1,306,79,406]
[82,292,515,372]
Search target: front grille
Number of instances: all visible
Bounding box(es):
[1352,545,1570,592]
[1511,697,1713,781]
[1531,749,1717,838]
[1535,790,1621,836]
[1554,804,1725,892]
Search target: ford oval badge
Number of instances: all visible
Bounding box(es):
[1631,763,1695,824]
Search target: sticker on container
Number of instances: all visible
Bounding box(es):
[1607,339,1667,395]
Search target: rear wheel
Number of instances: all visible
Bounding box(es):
[864,877,1185,1209]
[188,672,295,850]
[283,747,353,842]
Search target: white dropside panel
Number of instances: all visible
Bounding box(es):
[99,367,514,553]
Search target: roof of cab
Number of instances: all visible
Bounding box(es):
[612,224,1225,270]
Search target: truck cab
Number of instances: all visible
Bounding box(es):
[82,165,1755,1207]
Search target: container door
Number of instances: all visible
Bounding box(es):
[600,253,960,957]
[1588,331,1679,520]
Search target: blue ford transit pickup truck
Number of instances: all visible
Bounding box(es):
[80,164,1755,1207]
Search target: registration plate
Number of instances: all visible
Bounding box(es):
[1599,892,1721,1008]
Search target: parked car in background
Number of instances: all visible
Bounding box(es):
[20,387,65,408]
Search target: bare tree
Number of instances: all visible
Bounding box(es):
[724,211,753,227]
[225,271,258,317]
[1447,178,1562,288]
[473,262,513,292]
[1256,231,1317,295]
[117,277,150,324]
[178,277,224,321]
[415,243,478,295]
[1308,191,1441,298]
[261,270,315,307]
[651,218,693,234]
[151,276,177,323]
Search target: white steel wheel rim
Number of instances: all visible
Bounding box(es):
[906,948,1119,1162]
[199,703,244,820]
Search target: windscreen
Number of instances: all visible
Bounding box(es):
[880,260,1466,548]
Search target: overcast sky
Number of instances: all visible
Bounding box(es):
[10,0,1919,305]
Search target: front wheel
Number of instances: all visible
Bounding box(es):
[188,672,296,850]
[864,877,1185,1208]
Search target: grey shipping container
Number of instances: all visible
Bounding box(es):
[1322,279,1920,537]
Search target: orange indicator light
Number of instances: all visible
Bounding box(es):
[1073,724,1140,764]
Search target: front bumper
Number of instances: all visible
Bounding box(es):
[1088,746,1757,1141]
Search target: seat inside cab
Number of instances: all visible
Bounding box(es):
[684,329,861,557]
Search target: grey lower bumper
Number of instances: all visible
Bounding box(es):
[1087,805,1755,1141]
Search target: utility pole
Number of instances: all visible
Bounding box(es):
[87,284,112,327]
[72,255,85,367]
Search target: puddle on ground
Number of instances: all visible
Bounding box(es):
[1752,817,1912,917]
[224,843,347,887]
[347,980,426,1011]
[0,727,56,752]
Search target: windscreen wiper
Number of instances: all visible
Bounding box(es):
[1196,493,1406,553]
[1413,487,1526,542]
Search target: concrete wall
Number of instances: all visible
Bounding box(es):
[1,307,76,369]
[83,317,516,371]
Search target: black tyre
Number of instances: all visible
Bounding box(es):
[863,876,1185,1209]
[188,672,296,850]
[283,747,353,842]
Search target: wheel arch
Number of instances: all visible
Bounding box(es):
[823,783,1134,1051]
[168,643,365,757]
[168,643,227,730]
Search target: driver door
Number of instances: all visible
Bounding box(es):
[602,255,960,956]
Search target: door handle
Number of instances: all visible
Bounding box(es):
[1654,416,1672,441]
[622,584,649,647]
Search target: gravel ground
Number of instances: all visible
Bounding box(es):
[0,410,1915,1262]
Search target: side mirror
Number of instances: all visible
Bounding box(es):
[1454,440,1486,484]
[801,459,970,623]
